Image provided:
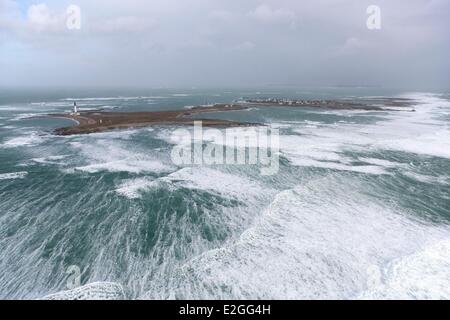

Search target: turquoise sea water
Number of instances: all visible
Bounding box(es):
[0,88,449,299]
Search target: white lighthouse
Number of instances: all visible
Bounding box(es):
[73,101,78,114]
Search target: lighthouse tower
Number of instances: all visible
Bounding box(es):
[73,101,78,114]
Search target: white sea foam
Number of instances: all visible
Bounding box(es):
[116,177,156,199]
[61,96,158,101]
[2,103,66,112]
[403,172,449,185]
[69,139,173,174]
[1,132,45,148]
[143,176,450,299]
[115,166,268,201]
[0,172,28,180]
[279,133,390,174]
[240,107,259,112]
[160,167,265,199]
[379,106,416,112]
[29,155,68,165]
[0,105,34,111]
[76,159,169,174]
[358,157,406,168]
[30,102,75,107]
[289,157,389,175]
[358,239,450,300]
[371,94,450,159]
[9,113,39,121]
[158,125,268,149]
[42,282,125,300]
[98,105,119,110]
[171,93,191,97]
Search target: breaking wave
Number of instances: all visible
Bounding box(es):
[140,176,450,299]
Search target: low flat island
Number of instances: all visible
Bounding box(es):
[48,98,415,136]
[51,104,250,135]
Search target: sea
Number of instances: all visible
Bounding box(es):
[0,87,449,299]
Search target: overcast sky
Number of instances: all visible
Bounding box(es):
[0,0,449,90]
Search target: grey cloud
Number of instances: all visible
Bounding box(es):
[0,0,448,90]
